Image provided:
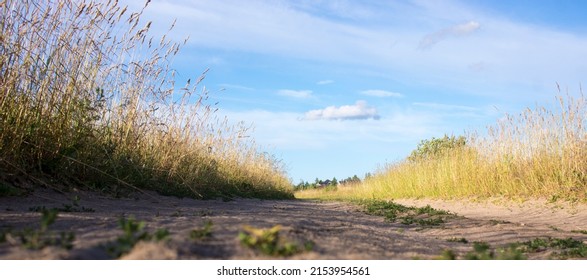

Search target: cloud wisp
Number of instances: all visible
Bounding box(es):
[412,102,479,112]
[419,20,481,49]
[277,89,314,99]
[360,89,403,98]
[317,80,334,85]
[304,100,380,121]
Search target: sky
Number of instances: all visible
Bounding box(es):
[128,0,587,183]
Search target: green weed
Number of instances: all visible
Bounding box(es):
[105,216,170,258]
[549,226,561,232]
[360,200,453,226]
[190,220,213,240]
[446,237,468,243]
[514,237,587,259]
[238,225,309,257]
[489,219,511,225]
[0,182,26,197]
[439,242,526,260]
[29,204,95,213]
[6,209,75,250]
[441,237,587,260]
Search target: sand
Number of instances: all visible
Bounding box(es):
[1,188,586,259]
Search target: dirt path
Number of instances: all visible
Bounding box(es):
[1,189,586,259]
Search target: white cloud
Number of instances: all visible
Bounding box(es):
[304,100,379,121]
[317,80,334,85]
[419,20,481,49]
[220,107,438,150]
[360,89,403,98]
[277,89,313,99]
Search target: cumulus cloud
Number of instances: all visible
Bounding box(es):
[277,89,313,98]
[360,89,403,98]
[419,21,481,49]
[304,100,380,121]
[317,80,334,85]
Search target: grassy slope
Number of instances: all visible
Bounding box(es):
[0,0,293,199]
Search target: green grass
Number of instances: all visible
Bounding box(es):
[446,237,468,244]
[238,225,312,257]
[0,0,293,200]
[104,216,170,258]
[358,200,454,226]
[190,220,213,240]
[440,242,526,260]
[489,219,512,225]
[514,237,587,259]
[3,209,75,250]
[0,182,27,197]
[29,204,95,213]
[440,237,587,260]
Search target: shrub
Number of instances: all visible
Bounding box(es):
[408,135,467,162]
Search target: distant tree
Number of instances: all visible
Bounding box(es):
[331,177,338,186]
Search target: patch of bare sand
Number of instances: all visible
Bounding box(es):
[1,189,586,259]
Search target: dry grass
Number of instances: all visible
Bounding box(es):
[298,92,587,202]
[0,0,293,199]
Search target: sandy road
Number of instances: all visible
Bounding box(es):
[1,189,586,259]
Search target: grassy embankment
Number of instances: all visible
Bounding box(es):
[0,0,293,199]
[298,93,587,203]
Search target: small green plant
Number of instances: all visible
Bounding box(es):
[464,242,493,260]
[190,220,213,240]
[0,229,8,243]
[0,182,26,197]
[29,204,95,213]
[171,210,183,217]
[195,210,213,217]
[514,237,587,259]
[549,226,561,232]
[105,216,170,258]
[571,230,587,235]
[7,209,75,250]
[439,242,526,260]
[489,219,511,225]
[469,242,527,260]
[238,225,308,257]
[438,249,457,260]
[446,237,468,243]
[360,200,453,226]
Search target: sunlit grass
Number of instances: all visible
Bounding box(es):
[298,93,587,202]
[0,0,292,199]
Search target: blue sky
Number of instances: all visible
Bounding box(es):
[131,0,587,183]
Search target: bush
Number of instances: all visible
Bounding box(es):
[408,135,467,162]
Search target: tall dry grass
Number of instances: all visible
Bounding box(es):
[0,0,293,199]
[297,92,587,202]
